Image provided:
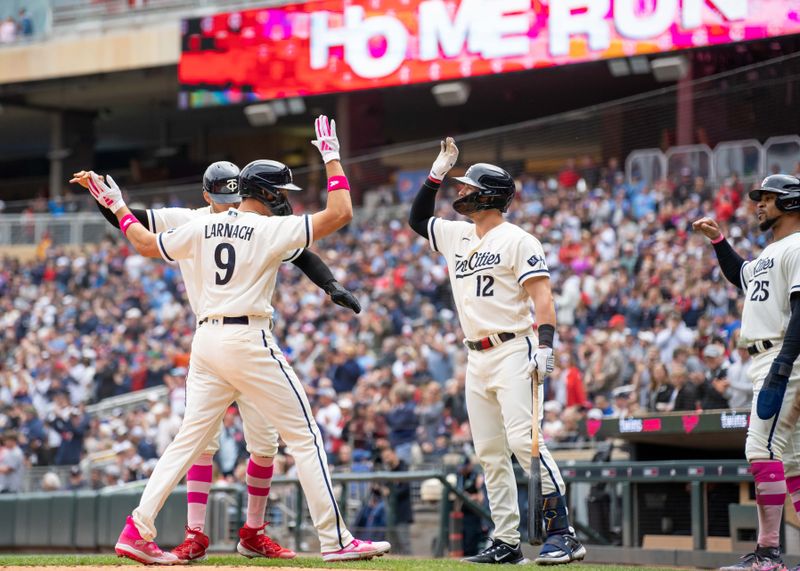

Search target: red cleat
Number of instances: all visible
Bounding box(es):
[115,515,185,565]
[171,527,209,562]
[237,523,296,559]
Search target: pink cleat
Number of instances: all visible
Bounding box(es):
[115,516,185,565]
[322,538,391,562]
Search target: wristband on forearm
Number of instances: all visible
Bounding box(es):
[538,324,555,348]
[711,234,724,244]
[120,213,140,237]
[327,176,350,192]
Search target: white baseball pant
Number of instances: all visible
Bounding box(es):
[745,343,800,477]
[132,318,353,551]
[465,334,565,546]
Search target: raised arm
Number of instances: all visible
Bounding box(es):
[408,137,459,238]
[692,217,746,289]
[71,170,152,230]
[308,115,354,240]
[78,172,160,258]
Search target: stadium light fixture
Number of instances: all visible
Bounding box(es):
[651,55,689,82]
[629,56,651,75]
[432,81,470,107]
[244,103,278,127]
[607,59,631,77]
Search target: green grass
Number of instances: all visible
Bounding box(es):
[0,554,680,569]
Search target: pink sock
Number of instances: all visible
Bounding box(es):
[752,460,786,548]
[246,455,274,529]
[787,474,800,516]
[186,453,213,532]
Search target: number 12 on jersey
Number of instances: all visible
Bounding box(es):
[476,275,494,297]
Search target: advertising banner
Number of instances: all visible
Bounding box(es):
[179,0,800,107]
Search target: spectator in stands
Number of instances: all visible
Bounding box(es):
[384,384,419,466]
[354,486,387,542]
[458,455,488,557]
[670,364,698,411]
[542,401,565,441]
[17,9,32,37]
[316,387,343,461]
[67,465,86,490]
[216,407,243,478]
[646,362,674,412]
[726,344,753,409]
[655,312,696,364]
[53,407,89,465]
[699,343,731,410]
[41,471,62,492]
[0,432,24,493]
[380,448,413,555]
[0,16,16,43]
[328,345,363,394]
[416,381,444,444]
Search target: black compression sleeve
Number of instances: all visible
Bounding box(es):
[408,178,441,238]
[291,249,335,289]
[94,201,151,231]
[711,238,745,289]
[774,294,800,367]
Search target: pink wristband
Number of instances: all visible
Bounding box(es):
[327,176,350,192]
[120,213,139,236]
[710,234,725,244]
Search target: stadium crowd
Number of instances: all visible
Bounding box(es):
[0,157,779,492]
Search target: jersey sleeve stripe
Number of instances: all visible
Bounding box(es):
[428,217,439,252]
[739,261,749,289]
[147,209,156,232]
[791,285,800,292]
[282,249,303,263]
[157,232,176,263]
[518,269,549,284]
[304,215,311,248]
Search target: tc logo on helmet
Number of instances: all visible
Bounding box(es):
[226,179,238,192]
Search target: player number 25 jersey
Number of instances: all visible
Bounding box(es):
[427,218,548,340]
[149,206,305,318]
[155,209,312,321]
[740,232,800,345]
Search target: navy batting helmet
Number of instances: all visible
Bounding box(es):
[749,174,800,212]
[451,163,515,215]
[238,159,301,216]
[202,161,241,204]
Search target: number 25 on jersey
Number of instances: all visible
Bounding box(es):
[750,279,769,302]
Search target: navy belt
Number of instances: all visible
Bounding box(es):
[198,316,249,326]
[747,340,773,355]
[465,332,516,351]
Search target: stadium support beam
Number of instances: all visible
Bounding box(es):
[676,59,694,146]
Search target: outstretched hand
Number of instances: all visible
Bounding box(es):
[73,171,126,213]
[311,115,341,164]
[429,137,459,181]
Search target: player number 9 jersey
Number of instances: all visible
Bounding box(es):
[155,209,312,321]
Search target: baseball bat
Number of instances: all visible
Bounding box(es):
[528,371,545,545]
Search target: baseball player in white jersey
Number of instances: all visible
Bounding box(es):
[408,138,586,565]
[695,174,800,571]
[81,115,390,565]
[74,160,361,562]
